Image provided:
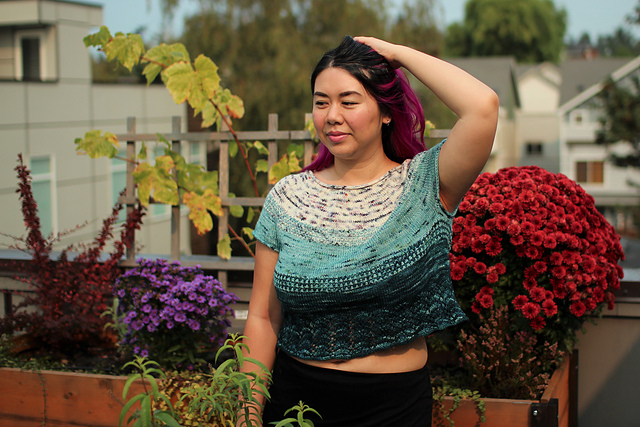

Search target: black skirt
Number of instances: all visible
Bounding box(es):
[261,351,433,427]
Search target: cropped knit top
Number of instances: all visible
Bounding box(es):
[253,141,468,361]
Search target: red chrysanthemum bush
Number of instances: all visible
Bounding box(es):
[450,165,625,351]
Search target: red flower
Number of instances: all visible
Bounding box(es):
[530,316,546,331]
[494,263,506,275]
[543,235,557,249]
[530,286,546,302]
[474,262,487,274]
[476,292,494,309]
[480,286,494,296]
[542,299,557,317]
[530,231,545,246]
[522,302,541,319]
[489,202,504,215]
[496,216,510,231]
[513,295,529,310]
[550,252,563,265]
[570,301,586,317]
[486,272,499,284]
[485,239,503,256]
[510,234,525,246]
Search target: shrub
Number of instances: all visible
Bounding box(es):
[0,155,145,358]
[114,258,238,370]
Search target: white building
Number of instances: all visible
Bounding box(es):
[0,0,191,254]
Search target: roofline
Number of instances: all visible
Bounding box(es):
[558,55,640,114]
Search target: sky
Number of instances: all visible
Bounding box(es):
[89,0,640,42]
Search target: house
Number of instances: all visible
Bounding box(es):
[558,56,640,234]
[447,57,520,173]
[0,0,191,254]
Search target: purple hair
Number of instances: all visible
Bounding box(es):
[303,36,426,172]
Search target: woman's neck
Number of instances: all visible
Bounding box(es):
[315,154,400,186]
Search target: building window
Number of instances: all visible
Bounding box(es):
[576,161,604,183]
[30,156,56,236]
[21,37,41,81]
[526,143,543,155]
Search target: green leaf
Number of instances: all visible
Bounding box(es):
[194,54,221,98]
[106,33,145,71]
[119,393,145,427]
[84,26,112,48]
[155,411,182,427]
[242,227,254,239]
[229,204,244,218]
[182,189,222,235]
[217,233,232,260]
[253,140,269,156]
[229,141,239,158]
[225,94,245,119]
[137,142,148,160]
[75,130,119,158]
[256,159,269,173]
[247,208,256,223]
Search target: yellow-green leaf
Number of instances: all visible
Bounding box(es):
[105,33,144,71]
[200,101,219,129]
[75,130,119,158]
[225,94,245,119]
[183,189,222,235]
[165,61,194,104]
[217,234,232,260]
[288,152,302,173]
[142,43,190,85]
[194,54,221,97]
[83,26,112,48]
[132,158,178,206]
[268,155,291,184]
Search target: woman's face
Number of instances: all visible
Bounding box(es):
[312,67,390,163]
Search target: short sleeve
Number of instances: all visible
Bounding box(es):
[253,191,281,252]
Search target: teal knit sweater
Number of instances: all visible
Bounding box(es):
[253,141,468,360]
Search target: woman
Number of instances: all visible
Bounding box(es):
[242,36,499,426]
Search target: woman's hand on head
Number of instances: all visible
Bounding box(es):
[354,36,402,68]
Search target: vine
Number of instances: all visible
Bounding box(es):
[77,27,303,258]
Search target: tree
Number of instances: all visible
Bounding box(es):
[596,76,640,168]
[597,27,640,57]
[445,0,567,63]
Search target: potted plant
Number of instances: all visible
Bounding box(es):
[433,165,625,426]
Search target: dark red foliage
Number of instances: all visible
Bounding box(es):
[0,155,145,358]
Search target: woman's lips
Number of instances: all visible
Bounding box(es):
[327,132,348,143]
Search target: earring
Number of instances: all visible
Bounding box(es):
[384,120,391,126]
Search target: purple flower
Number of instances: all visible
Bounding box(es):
[140,349,149,358]
[174,312,187,322]
[142,304,152,313]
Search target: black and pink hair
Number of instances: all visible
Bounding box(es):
[304,35,426,172]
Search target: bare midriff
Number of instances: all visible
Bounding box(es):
[293,337,428,374]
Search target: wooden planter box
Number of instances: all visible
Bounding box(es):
[0,367,152,427]
[433,354,577,427]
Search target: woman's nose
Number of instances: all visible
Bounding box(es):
[326,103,342,124]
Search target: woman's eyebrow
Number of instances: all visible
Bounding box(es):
[313,90,363,98]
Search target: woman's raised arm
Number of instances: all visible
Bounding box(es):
[354,36,499,211]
